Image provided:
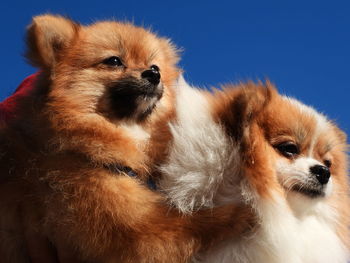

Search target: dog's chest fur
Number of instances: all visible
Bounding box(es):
[195,195,348,263]
[119,122,150,142]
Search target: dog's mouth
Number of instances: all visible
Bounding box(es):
[107,77,163,121]
[290,184,325,198]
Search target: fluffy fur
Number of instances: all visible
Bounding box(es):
[159,76,242,213]
[159,78,350,262]
[0,15,254,263]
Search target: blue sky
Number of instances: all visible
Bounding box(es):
[1,1,349,134]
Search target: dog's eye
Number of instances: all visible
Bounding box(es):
[324,160,332,168]
[102,56,123,67]
[275,142,300,158]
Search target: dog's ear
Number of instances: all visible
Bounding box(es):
[219,81,276,143]
[333,126,347,145]
[158,38,181,65]
[25,14,79,69]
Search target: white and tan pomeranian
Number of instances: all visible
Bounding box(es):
[159,77,350,263]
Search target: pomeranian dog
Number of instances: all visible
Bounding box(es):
[0,15,254,263]
[160,77,350,262]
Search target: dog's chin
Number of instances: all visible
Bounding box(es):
[288,178,333,199]
[290,185,325,198]
[134,92,163,120]
[107,79,164,121]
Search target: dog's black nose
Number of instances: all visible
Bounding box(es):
[141,66,160,85]
[310,165,330,185]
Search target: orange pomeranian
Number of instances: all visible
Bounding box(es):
[0,15,254,263]
[160,77,350,262]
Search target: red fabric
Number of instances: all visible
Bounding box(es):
[0,73,39,123]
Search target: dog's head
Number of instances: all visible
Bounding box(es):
[259,94,347,200]
[225,84,348,209]
[26,14,180,122]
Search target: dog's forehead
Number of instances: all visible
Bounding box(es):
[267,96,332,149]
[81,22,160,61]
